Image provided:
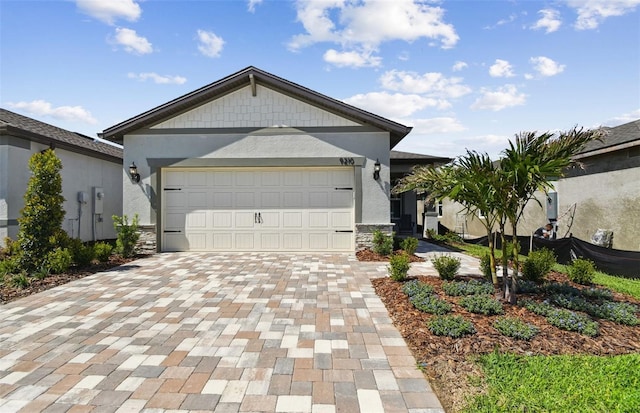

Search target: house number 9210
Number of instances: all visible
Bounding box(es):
[339,157,355,165]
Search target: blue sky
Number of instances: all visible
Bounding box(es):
[2,0,639,159]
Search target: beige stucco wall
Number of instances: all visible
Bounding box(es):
[0,137,122,243]
[441,168,640,251]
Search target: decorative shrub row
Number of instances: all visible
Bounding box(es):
[372,230,394,256]
[493,316,539,341]
[522,248,556,283]
[550,294,638,326]
[522,299,599,337]
[402,279,434,297]
[411,294,452,315]
[427,315,476,338]
[389,252,411,281]
[442,279,495,296]
[459,294,504,315]
[567,258,596,285]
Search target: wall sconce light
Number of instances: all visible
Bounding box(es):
[373,159,381,180]
[129,162,140,183]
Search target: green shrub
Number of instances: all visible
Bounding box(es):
[10,272,30,289]
[93,242,113,262]
[493,317,539,340]
[402,279,435,297]
[521,299,599,337]
[1,237,19,257]
[31,265,50,280]
[410,294,452,315]
[73,243,95,267]
[444,231,463,243]
[442,280,494,296]
[480,253,493,281]
[400,237,419,256]
[568,258,596,285]
[45,247,72,274]
[113,214,140,258]
[432,254,461,280]
[459,294,504,315]
[372,229,393,256]
[427,315,475,338]
[16,149,66,271]
[0,257,21,275]
[522,248,556,283]
[389,252,411,281]
[518,280,541,294]
[550,293,638,326]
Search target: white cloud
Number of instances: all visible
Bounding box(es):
[8,100,97,124]
[604,109,640,126]
[343,92,447,119]
[127,72,187,85]
[380,70,472,99]
[289,0,458,67]
[248,0,263,13]
[471,85,526,111]
[76,0,141,25]
[112,27,152,54]
[323,49,381,68]
[197,29,225,58]
[483,13,518,30]
[452,61,468,72]
[406,117,467,134]
[567,0,640,30]
[530,56,566,77]
[531,8,562,33]
[489,59,515,78]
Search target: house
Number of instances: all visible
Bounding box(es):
[101,66,425,252]
[439,119,640,251]
[0,109,123,243]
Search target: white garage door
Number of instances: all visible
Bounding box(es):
[162,167,354,252]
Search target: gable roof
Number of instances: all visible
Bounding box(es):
[577,119,640,157]
[391,150,451,164]
[100,66,412,148]
[0,108,123,163]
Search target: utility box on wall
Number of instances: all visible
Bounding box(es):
[547,192,558,221]
[93,187,104,214]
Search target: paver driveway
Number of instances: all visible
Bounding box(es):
[0,253,444,413]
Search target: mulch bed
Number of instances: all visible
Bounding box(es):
[0,255,142,305]
[372,272,640,412]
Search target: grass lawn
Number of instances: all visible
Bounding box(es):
[464,353,640,413]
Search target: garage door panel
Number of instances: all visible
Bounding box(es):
[261,192,280,207]
[188,192,207,208]
[235,212,256,228]
[186,211,207,228]
[187,233,207,250]
[309,233,329,249]
[309,212,329,228]
[213,192,233,208]
[284,192,303,207]
[260,212,279,228]
[331,211,352,228]
[165,192,185,208]
[188,171,208,186]
[283,212,302,228]
[235,233,254,249]
[213,233,232,249]
[163,168,354,252]
[309,192,328,208]
[283,233,303,249]
[213,212,232,228]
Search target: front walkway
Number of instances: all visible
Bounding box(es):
[0,253,446,413]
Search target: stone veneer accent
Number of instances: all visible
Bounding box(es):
[136,225,157,255]
[355,223,394,251]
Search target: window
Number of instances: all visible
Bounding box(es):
[391,197,402,220]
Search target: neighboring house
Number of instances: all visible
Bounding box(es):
[440,119,640,251]
[101,66,418,252]
[0,109,123,243]
[390,150,451,236]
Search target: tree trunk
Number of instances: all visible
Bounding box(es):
[509,222,519,304]
[487,228,498,286]
[499,224,511,302]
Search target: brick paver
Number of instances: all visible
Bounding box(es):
[0,252,446,412]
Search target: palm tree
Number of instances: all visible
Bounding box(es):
[394,150,503,285]
[498,126,605,303]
